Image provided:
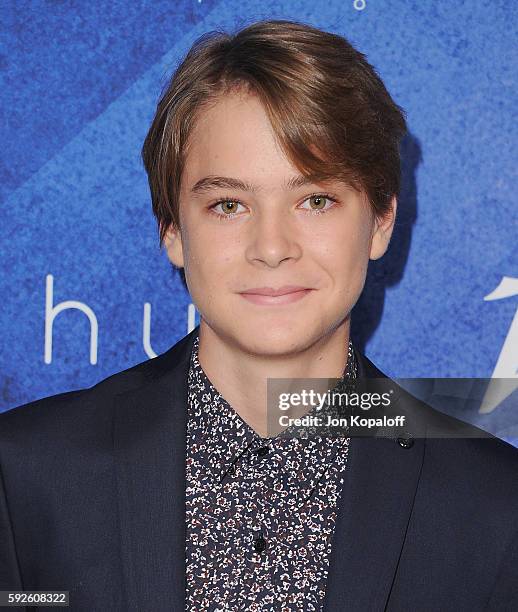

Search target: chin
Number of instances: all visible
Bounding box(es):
[231,319,326,357]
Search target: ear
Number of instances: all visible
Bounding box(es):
[369,196,397,261]
[163,224,185,268]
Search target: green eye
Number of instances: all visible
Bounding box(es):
[300,193,337,213]
[308,195,327,210]
[221,200,240,214]
[209,197,246,221]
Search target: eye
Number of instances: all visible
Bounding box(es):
[209,197,247,220]
[298,193,337,214]
[208,192,338,220]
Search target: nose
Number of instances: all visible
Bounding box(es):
[244,207,302,268]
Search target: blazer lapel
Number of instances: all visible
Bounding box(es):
[113,327,199,612]
[113,328,424,611]
[323,350,425,611]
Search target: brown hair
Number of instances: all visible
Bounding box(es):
[142,19,408,247]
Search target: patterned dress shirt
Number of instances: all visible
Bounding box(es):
[185,335,357,611]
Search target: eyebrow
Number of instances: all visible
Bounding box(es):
[190,174,317,194]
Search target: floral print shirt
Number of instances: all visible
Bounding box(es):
[186,335,357,611]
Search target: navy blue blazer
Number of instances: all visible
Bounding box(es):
[1,325,518,611]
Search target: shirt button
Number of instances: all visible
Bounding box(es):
[253,535,267,552]
[397,435,414,448]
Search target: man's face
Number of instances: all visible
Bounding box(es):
[165,90,396,356]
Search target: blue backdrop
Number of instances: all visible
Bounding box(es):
[1,1,517,444]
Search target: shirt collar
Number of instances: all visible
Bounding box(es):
[187,335,357,482]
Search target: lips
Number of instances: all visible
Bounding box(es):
[238,286,313,306]
[239,285,310,297]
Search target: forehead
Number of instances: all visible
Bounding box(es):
[190,88,271,142]
[180,91,364,204]
[182,92,294,187]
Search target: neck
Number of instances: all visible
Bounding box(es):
[197,318,351,437]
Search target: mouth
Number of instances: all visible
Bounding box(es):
[238,286,313,306]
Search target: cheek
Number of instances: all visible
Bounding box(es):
[309,227,372,307]
[183,228,235,284]
[311,222,372,269]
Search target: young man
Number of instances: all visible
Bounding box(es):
[1,19,517,612]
